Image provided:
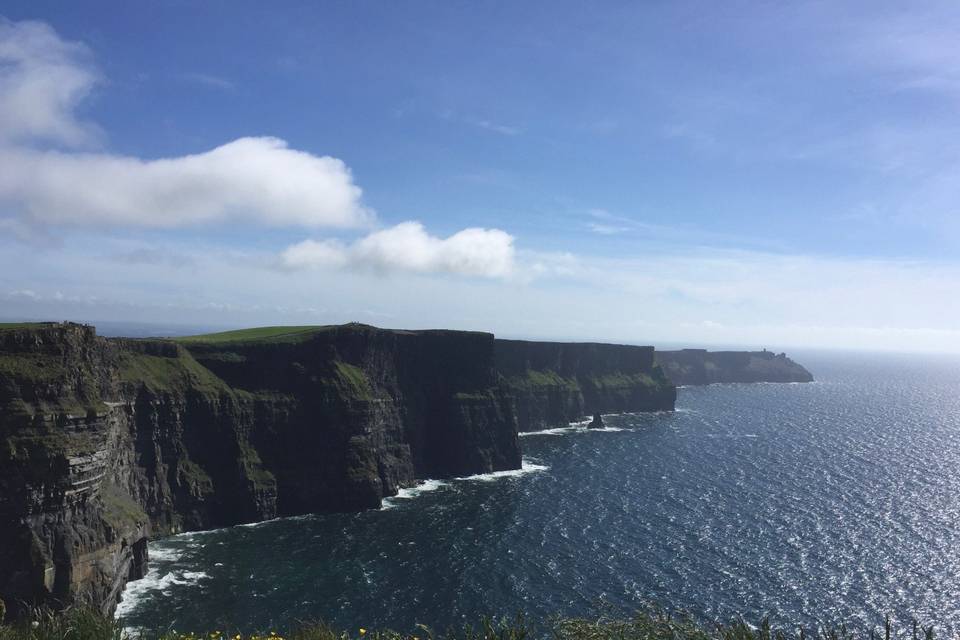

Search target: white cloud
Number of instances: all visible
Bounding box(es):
[0,20,371,230]
[4,239,960,353]
[0,18,101,147]
[0,17,516,279]
[0,138,373,228]
[282,221,516,278]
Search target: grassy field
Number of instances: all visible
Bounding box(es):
[174,326,331,345]
[0,606,938,640]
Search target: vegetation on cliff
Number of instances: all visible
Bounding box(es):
[116,347,231,396]
[173,326,331,345]
[0,607,940,640]
[7,322,819,621]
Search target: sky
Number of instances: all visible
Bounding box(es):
[1,1,959,352]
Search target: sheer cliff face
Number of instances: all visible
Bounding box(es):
[655,349,814,386]
[494,339,677,432]
[0,323,520,617]
[0,324,145,617]
[0,324,684,616]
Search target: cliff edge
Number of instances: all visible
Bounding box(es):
[0,323,521,618]
[495,339,676,432]
[0,323,676,618]
[655,349,813,385]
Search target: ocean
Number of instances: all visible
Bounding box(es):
[116,351,960,633]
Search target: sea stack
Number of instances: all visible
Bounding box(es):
[589,412,604,429]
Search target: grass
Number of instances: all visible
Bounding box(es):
[332,362,375,400]
[0,608,943,640]
[237,442,277,490]
[174,327,331,345]
[0,351,93,394]
[100,483,148,530]
[117,350,230,396]
[586,372,656,388]
[504,369,580,390]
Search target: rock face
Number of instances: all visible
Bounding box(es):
[0,324,686,617]
[1,324,816,617]
[0,323,522,618]
[655,349,814,385]
[495,339,676,432]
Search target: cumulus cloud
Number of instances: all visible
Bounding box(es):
[281,222,516,278]
[0,18,513,281]
[0,138,372,228]
[0,19,371,230]
[0,18,101,147]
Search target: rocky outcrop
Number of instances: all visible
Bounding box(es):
[495,339,676,432]
[0,323,521,618]
[655,349,813,385]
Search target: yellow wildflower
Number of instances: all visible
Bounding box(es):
[359,629,367,636]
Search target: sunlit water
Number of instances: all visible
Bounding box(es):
[117,352,960,633]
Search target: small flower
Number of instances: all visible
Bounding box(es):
[359,629,367,636]
[31,621,39,629]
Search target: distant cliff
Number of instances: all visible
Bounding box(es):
[495,339,676,432]
[655,349,813,385]
[0,323,678,618]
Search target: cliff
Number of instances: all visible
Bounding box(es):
[655,349,813,385]
[0,323,682,617]
[0,323,521,618]
[495,339,676,432]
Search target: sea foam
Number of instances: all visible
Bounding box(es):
[454,458,548,482]
[382,479,450,509]
[116,568,210,619]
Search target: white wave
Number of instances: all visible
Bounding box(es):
[454,458,548,482]
[381,479,449,509]
[172,527,220,539]
[519,425,581,437]
[383,459,548,507]
[520,420,633,436]
[180,571,210,581]
[147,546,181,563]
[115,568,210,619]
[239,518,278,528]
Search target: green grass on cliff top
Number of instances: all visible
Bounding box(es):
[0,322,58,330]
[174,326,332,344]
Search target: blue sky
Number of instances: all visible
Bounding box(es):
[1,1,959,351]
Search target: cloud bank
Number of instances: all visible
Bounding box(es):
[0,17,512,279]
[282,222,515,278]
[0,138,372,228]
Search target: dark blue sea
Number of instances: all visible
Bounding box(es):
[116,351,960,633]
